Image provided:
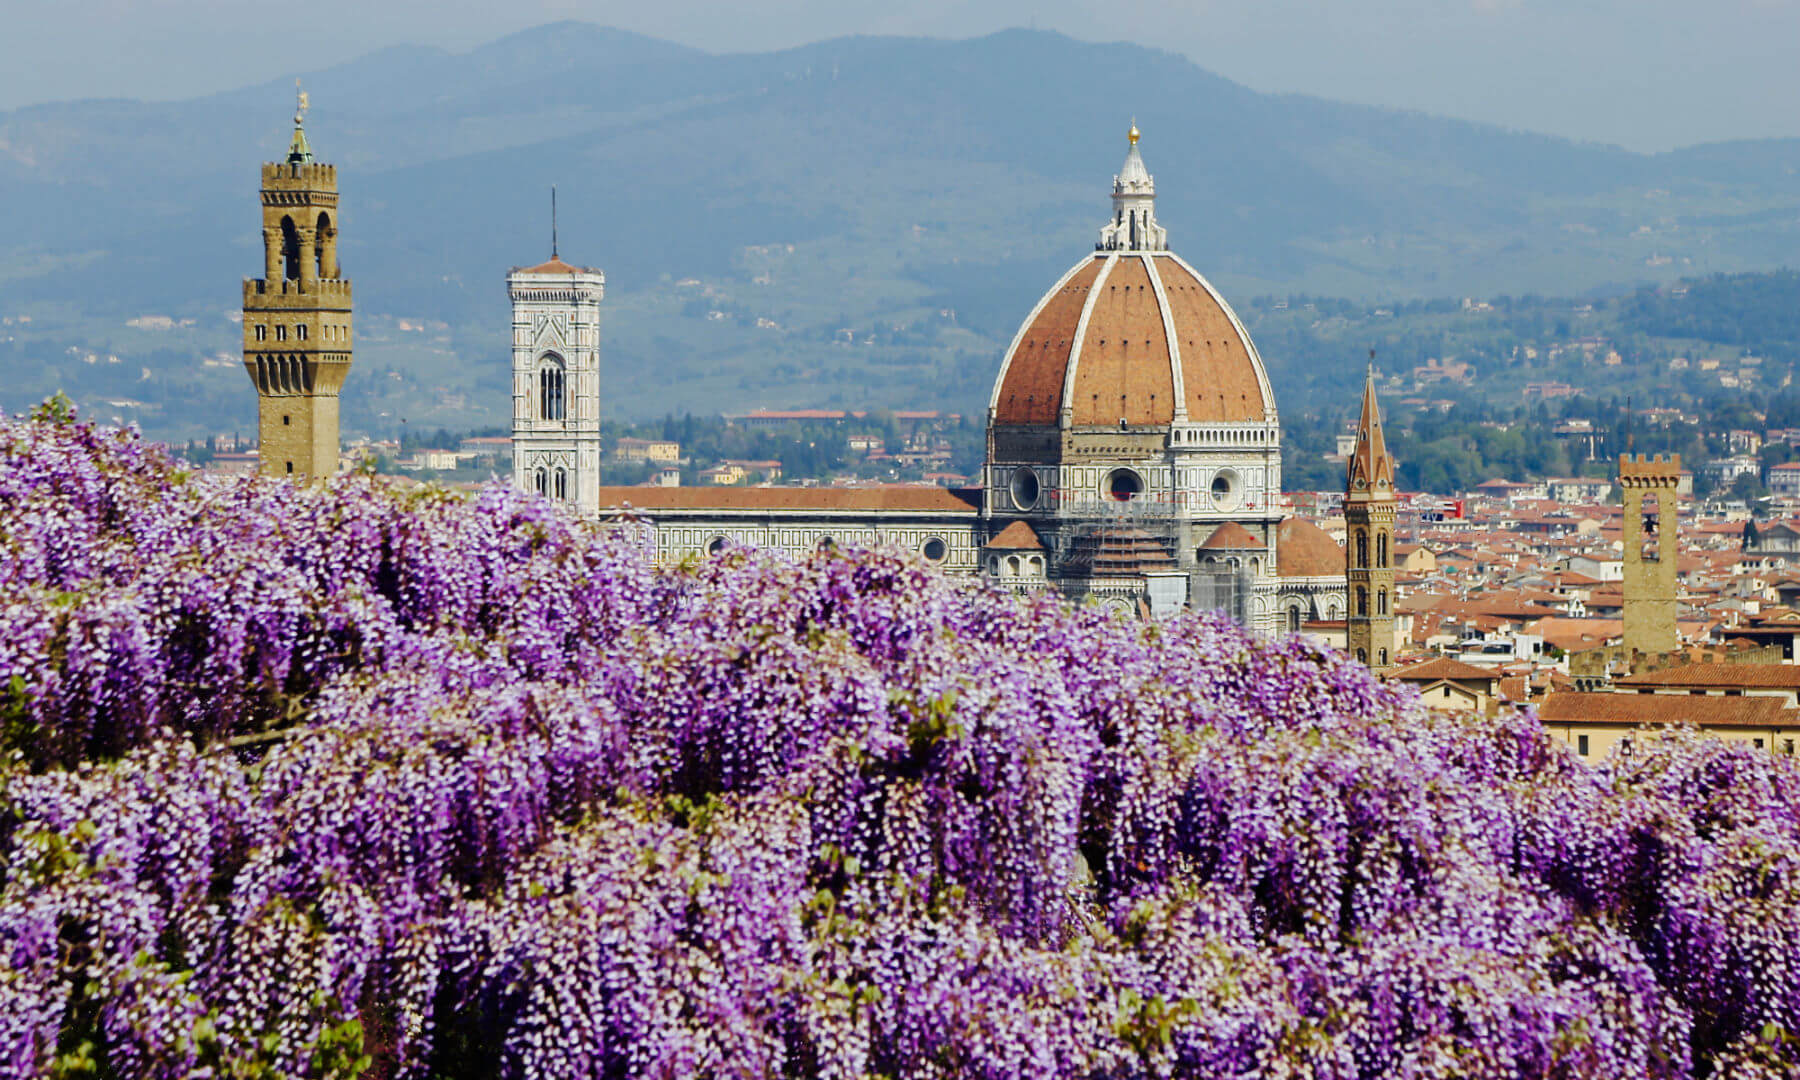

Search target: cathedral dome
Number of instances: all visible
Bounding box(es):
[988,131,1274,430]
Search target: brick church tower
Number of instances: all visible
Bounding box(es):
[1345,365,1398,671]
[242,85,352,479]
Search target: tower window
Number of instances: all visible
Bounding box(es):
[254,324,267,341]
[1356,587,1368,617]
[534,468,548,495]
[282,415,290,426]
[296,324,307,341]
[1356,531,1368,570]
[285,462,294,474]
[554,468,568,500]
[281,216,301,281]
[538,355,567,421]
[1378,648,1388,666]
[1378,533,1388,568]
[276,325,287,342]
[1378,589,1388,616]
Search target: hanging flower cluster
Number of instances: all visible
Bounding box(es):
[2,405,1798,1079]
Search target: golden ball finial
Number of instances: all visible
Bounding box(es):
[1128,120,1140,146]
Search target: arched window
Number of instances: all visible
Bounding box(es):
[538,356,566,421]
[280,216,301,281]
[554,468,567,500]
[1357,648,1368,664]
[316,212,336,279]
[1378,648,1388,666]
[1378,589,1388,616]
[1288,607,1301,633]
[1377,533,1388,568]
[1356,531,1368,570]
[534,468,547,495]
[1356,587,1368,616]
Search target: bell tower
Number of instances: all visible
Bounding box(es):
[242,83,352,480]
[508,189,605,513]
[1345,363,1398,672]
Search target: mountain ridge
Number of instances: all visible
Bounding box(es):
[3,23,1799,432]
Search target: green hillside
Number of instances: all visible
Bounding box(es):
[2,24,1799,440]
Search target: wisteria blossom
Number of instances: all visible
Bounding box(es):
[1,403,1797,1078]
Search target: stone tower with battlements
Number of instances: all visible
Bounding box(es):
[242,85,352,480]
[1345,366,1398,671]
[508,221,605,513]
[1621,454,1680,656]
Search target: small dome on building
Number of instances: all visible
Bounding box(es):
[1276,517,1345,578]
[1200,521,1264,551]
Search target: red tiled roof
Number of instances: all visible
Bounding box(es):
[987,520,1044,550]
[514,256,597,275]
[1200,521,1263,550]
[1393,657,1500,684]
[1277,516,1343,578]
[1616,663,1800,690]
[1539,691,1797,728]
[592,486,981,514]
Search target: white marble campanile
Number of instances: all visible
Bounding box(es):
[508,237,605,514]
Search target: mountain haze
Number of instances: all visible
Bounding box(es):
[2,23,1799,431]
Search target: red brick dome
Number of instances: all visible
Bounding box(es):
[989,251,1274,428]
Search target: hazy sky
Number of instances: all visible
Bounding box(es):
[7,0,1798,151]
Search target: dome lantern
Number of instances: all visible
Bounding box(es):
[1099,123,1165,253]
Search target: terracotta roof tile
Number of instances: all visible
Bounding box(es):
[1276,516,1344,578]
[987,520,1044,550]
[1616,663,1800,690]
[593,486,981,514]
[1200,521,1262,550]
[1393,657,1500,684]
[1539,691,1797,728]
[514,256,597,275]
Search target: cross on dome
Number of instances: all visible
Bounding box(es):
[1098,122,1166,252]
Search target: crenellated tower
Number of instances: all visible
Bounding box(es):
[1345,364,1397,671]
[242,84,352,479]
[1620,453,1681,656]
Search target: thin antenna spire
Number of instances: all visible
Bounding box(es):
[551,186,558,259]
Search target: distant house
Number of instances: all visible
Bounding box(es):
[1769,463,1800,499]
[1539,691,1800,761]
[1391,657,1500,716]
[615,437,682,464]
[1546,477,1612,503]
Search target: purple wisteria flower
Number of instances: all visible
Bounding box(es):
[0,406,1796,1079]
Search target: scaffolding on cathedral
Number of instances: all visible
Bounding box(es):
[1052,494,1255,625]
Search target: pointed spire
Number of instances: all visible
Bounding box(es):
[1097,121,1167,252]
[286,79,314,164]
[1348,352,1396,494]
[551,185,559,259]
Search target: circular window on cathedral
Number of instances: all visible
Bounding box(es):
[707,536,728,556]
[1106,468,1144,502]
[1211,470,1238,510]
[922,537,948,563]
[1009,467,1040,511]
